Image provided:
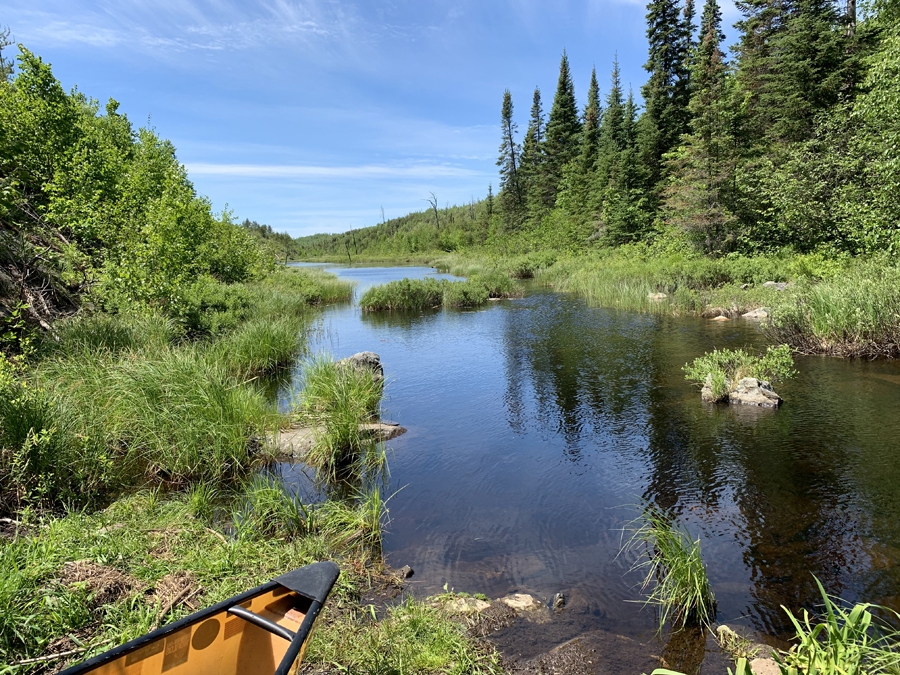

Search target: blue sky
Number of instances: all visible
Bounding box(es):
[5,0,739,237]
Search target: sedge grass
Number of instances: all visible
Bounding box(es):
[623,502,716,632]
[359,275,521,312]
[293,355,385,477]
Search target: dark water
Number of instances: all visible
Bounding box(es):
[280,263,900,662]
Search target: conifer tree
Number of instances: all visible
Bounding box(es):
[497,89,524,228]
[519,87,547,220]
[580,67,602,173]
[639,0,694,190]
[541,51,581,209]
[665,0,737,250]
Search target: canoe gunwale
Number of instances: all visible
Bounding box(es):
[56,561,340,675]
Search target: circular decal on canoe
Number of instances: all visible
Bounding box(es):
[191,619,220,650]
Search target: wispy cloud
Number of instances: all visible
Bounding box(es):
[185,162,484,178]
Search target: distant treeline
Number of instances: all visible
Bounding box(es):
[298,0,900,259]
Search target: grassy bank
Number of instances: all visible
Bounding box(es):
[431,249,900,359]
[1,268,355,514]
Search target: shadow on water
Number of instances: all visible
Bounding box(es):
[278,263,900,663]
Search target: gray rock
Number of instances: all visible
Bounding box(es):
[762,281,790,291]
[648,292,667,300]
[749,658,781,675]
[551,592,566,610]
[396,565,414,579]
[729,377,782,408]
[742,307,770,320]
[337,351,384,382]
[701,374,730,404]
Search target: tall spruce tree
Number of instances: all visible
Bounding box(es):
[665,0,737,250]
[520,87,547,219]
[541,51,581,209]
[580,67,602,173]
[497,89,524,228]
[639,0,694,190]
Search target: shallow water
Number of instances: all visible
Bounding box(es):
[278,263,900,665]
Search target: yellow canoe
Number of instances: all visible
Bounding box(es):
[58,561,340,675]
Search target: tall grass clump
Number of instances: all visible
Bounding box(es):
[0,360,114,512]
[469,271,524,299]
[294,355,384,474]
[359,277,445,311]
[36,347,278,486]
[623,502,716,632]
[683,345,797,402]
[442,280,490,308]
[47,313,176,356]
[213,316,305,377]
[768,262,900,358]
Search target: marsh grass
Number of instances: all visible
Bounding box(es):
[294,355,385,478]
[683,345,797,401]
[359,275,521,312]
[777,578,900,675]
[306,595,501,675]
[213,316,305,377]
[359,278,445,311]
[623,503,716,632]
[768,263,900,358]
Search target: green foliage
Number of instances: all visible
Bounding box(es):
[777,577,900,675]
[768,262,900,357]
[306,595,501,675]
[624,502,717,631]
[359,277,445,312]
[684,345,797,400]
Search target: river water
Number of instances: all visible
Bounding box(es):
[278,263,900,666]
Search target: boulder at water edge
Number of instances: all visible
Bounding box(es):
[337,351,384,382]
[729,377,782,408]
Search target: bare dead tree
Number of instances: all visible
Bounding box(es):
[425,192,440,231]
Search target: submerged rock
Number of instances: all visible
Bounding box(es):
[742,307,770,320]
[500,593,545,612]
[337,351,384,382]
[728,378,782,408]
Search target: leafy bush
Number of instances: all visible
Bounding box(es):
[684,345,797,401]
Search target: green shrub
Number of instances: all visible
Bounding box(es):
[684,345,797,401]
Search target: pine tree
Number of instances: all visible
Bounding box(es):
[541,50,581,209]
[0,26,13,82]
[639,0,694,190]
[519,87,546,220]
[497,89,524,228]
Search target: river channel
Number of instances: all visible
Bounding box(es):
[277,263,900,667]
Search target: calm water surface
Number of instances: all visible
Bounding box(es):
[280,263,900,658]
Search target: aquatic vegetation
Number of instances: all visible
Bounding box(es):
[359,277,445,311]
[683,345,797,402]
[624,502,716,632]
[777,578,900,675]
[359,275,521,312]
[212,316,305,377]
[293,355,385,475]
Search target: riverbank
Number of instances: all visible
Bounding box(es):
[407,248,900,359]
